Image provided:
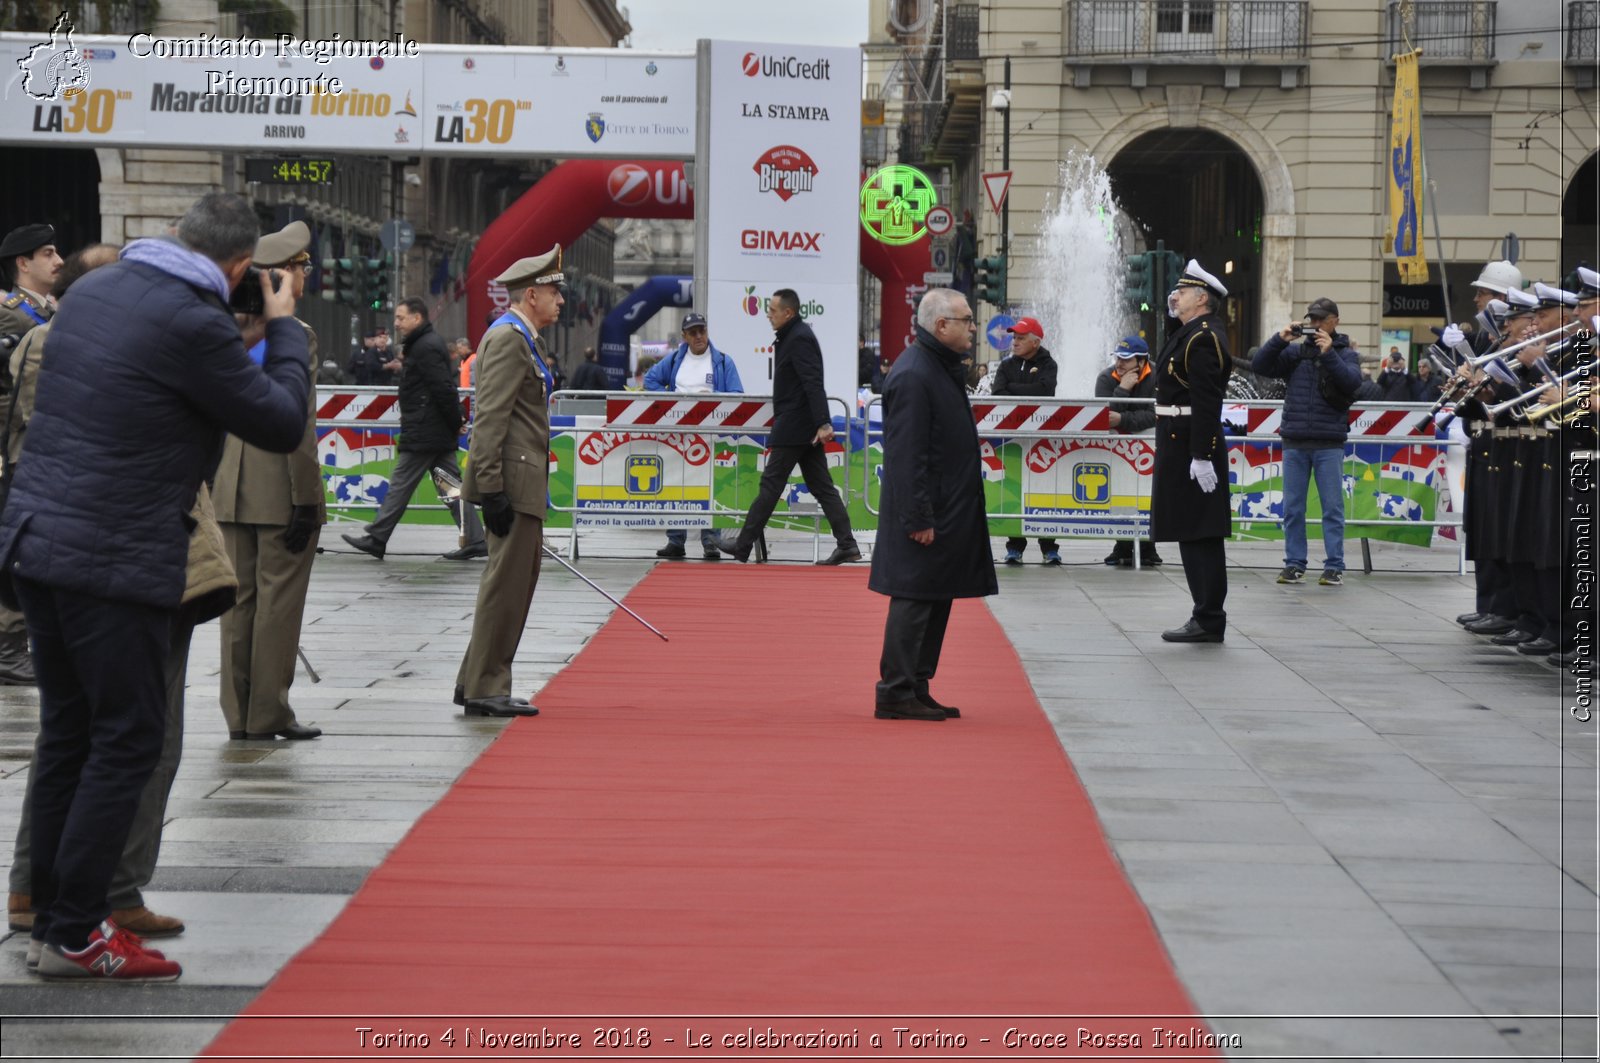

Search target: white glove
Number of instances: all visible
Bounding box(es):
[1441,325,1464,348]
[1189,457,1218,494]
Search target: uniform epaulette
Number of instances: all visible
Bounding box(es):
[1,293,23,310]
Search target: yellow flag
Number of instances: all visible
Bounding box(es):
[1388,51,1427,284]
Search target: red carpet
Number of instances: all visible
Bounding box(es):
[202,566,1218,1059]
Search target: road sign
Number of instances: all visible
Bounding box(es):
[379,218,416,253]
[982,171,1013,216]
[986,314,1016,352]
[929,235,952,274]
[923,271,954,286]
[924,205,954,236]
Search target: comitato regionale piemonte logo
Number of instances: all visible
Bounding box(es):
[18,11,92,102]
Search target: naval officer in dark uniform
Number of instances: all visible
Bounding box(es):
[1150,259,1233,643]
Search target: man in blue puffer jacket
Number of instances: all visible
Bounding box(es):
[643,312,743,559]
[1251,297,1362,587]
[0,192,309,981]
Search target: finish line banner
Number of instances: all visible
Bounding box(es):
[0,27,694,157]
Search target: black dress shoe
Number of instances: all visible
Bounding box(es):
[874,699,945,721]
[702,546,721,560]
[1490,629,1535,646]
[917,692,961,719]
[463,695,540,718]
[1465,616,1515,635]
[1516,637,1558,656]
[1455,611,1485,626]
[229,730,247,740]
[245,722,322,740]
[712,535,750,562]
[656,543,686,559]
[442,543,488,560]
[818,545,863,566]
[453,685,465,707]
[1161,620,1224,643]
[341,533,385,560]
[1140,551,1164,567]
[1550,648,1581,668]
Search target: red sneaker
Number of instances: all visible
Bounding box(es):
[36,919,181,981]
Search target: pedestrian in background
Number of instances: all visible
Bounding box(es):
[1251,297,1362,587]
[1095,336,1162,568]
[870,288,996,721]
[645,312,743,560]
[568,345,609,391]
[993,316,1060,566]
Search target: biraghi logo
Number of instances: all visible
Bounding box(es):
[753,145,818,201]
[740,51,831,81]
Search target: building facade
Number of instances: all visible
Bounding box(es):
[893,0,1596,370]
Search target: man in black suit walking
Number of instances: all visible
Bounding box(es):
[718,289,860,565]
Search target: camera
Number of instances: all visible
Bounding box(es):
[228,266,283,316]
[1289,324,1314,338]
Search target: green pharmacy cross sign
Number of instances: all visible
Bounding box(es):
[860,165,938,246]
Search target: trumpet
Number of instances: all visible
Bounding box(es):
[1521,383,1594,425]
[1484,362,1597,418]
[1463,320,1585,370]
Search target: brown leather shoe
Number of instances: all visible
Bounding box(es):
[109,905,185,938]
[8,892,32,931]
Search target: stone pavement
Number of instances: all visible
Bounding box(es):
[0,522,1593,1062]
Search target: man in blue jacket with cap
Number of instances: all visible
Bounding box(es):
[644,312,743,559]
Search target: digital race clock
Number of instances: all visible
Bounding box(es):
[244,157,336,185]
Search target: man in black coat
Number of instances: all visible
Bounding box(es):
[0,192,310,980]
[568,346,609,391]
[1095,336,1163,567]
[342,298,486,561]
[870,288,997,720]
[717,289,859,564]
[992,316,1061,566]
[1150,260,1233,643]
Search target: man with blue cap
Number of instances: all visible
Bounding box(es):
[1094,336,1162,568]
[645,311,743,559]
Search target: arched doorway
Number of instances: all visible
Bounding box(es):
[0,147,100,258]
[1564,152,1597,278]
[1106,130,1265,350]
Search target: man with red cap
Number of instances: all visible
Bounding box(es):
[992,316,1061,565]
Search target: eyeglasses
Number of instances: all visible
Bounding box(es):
[944,315,975,325]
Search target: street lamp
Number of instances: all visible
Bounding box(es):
[992,61,1012,282]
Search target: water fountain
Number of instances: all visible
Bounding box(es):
[1030,151,1135,397]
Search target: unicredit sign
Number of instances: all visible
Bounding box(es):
[741,51,832,81]
[607,162,689,207]
[740,229,823,252]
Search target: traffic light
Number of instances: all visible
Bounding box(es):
[320,257,358,304]
[1123,253,1152,312]
[362,256,389,310]
[1152,250,1184,308]
[975,254,1007,306]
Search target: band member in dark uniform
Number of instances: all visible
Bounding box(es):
[1150,260,1233,643]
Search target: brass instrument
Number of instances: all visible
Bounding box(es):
[1521,383,1594,425]
[1485,363,1597,418]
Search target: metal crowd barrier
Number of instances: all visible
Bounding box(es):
[546,389,856,561]
[857,394,1466,570]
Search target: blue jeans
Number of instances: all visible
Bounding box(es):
[1282,445,1346,573]
[666,528,720,548]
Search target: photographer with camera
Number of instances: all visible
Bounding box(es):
[0,192,310,981]
[1252,297,1362,587]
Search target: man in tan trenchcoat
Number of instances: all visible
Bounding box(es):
[453,247,563,718]
[212,221,324,740]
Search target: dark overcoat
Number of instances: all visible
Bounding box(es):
[397,321,463,454]
[868,328,998,602]
[769,317,832,446]
[0,259,309,608]
[1149,311,1233,542]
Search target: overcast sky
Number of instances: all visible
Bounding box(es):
[620,0,868,51]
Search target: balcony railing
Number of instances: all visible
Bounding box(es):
[948,3,979,61]
[1068,1,1309,59]
[1569,0,1598,60]
[1388,1,1497,61]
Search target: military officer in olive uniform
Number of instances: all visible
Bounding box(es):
[1150,260,1233,643]
[0,223,65,685]
[452,247,563,718]
[212,221,324,741]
